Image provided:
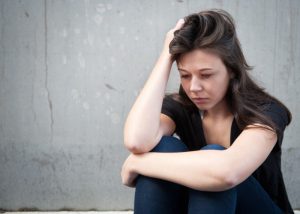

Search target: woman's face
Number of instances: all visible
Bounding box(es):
[177,49,232,112]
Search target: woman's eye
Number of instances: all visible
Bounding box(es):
[180,75,190,79]
[202,74,211,79]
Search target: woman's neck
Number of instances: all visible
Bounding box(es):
[202,100,232,120]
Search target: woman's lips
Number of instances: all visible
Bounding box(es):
[192,97,209,104]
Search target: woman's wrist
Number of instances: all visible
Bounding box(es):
[130,152,147,175]
[159,48,174,64]
[128,153,140,174]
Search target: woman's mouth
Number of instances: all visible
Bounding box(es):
[192,97,209,104]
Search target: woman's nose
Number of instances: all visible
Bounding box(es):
[190,77,203,92]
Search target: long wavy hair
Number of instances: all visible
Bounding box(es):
[169,9,292,136]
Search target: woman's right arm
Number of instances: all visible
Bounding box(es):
[124,19,184,154]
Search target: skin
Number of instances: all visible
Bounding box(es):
[178,49,234,148]
[121,19,277,191]
[177,49,232,115]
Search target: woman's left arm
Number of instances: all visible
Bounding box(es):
[121,125,277,192]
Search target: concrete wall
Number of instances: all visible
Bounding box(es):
[0,0,299,211]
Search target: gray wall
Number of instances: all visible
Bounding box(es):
[0,0,299,211]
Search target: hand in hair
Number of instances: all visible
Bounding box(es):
[163,19,185,55]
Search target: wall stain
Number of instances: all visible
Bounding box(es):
[31,157,52,168]
[105,83,117,91]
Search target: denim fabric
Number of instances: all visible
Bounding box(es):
[134,136,283,214]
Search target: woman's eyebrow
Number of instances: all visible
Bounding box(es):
[178,68,214,72]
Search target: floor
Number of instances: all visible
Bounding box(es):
[4,211,300,214]
[3,212,134,214]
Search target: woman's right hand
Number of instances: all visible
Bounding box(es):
[162,19,185,55]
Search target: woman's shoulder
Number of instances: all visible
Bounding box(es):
[163,94,196,110]
[162,94,198,121]
[261,99,290,131]
[263,100,288,116]
[162,94,183,111]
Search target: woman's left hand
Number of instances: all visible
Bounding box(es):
[121,154,139,187]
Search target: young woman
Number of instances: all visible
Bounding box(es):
[121,9,294,214]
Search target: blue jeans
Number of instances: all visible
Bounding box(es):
[134,136,283,214]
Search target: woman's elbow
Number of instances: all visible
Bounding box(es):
[222,174,239,190]
[124,142,145,154]
[124,138,152,154]
[220,169,243,190]
[192,172,237,192]
[205,165,240,191]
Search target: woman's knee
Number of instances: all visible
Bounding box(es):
[151,136,188,153]
[136,136,187,190]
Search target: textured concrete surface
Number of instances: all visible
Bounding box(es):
[3,212,134,214]
[0,0,299,211]
[3,211,300,214]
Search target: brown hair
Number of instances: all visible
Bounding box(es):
[169,9,292,136]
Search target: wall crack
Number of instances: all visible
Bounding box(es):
[44,0,54,143]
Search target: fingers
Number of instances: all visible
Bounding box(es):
[162,18,185,54]
[165,18,185,41]
[121,155,138,188]
[174,18,185,31]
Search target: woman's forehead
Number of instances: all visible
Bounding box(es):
[177,49,225,71]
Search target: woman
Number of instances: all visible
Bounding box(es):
[121,9,294,214]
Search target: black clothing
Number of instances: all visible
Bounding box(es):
[161,95,294,214]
